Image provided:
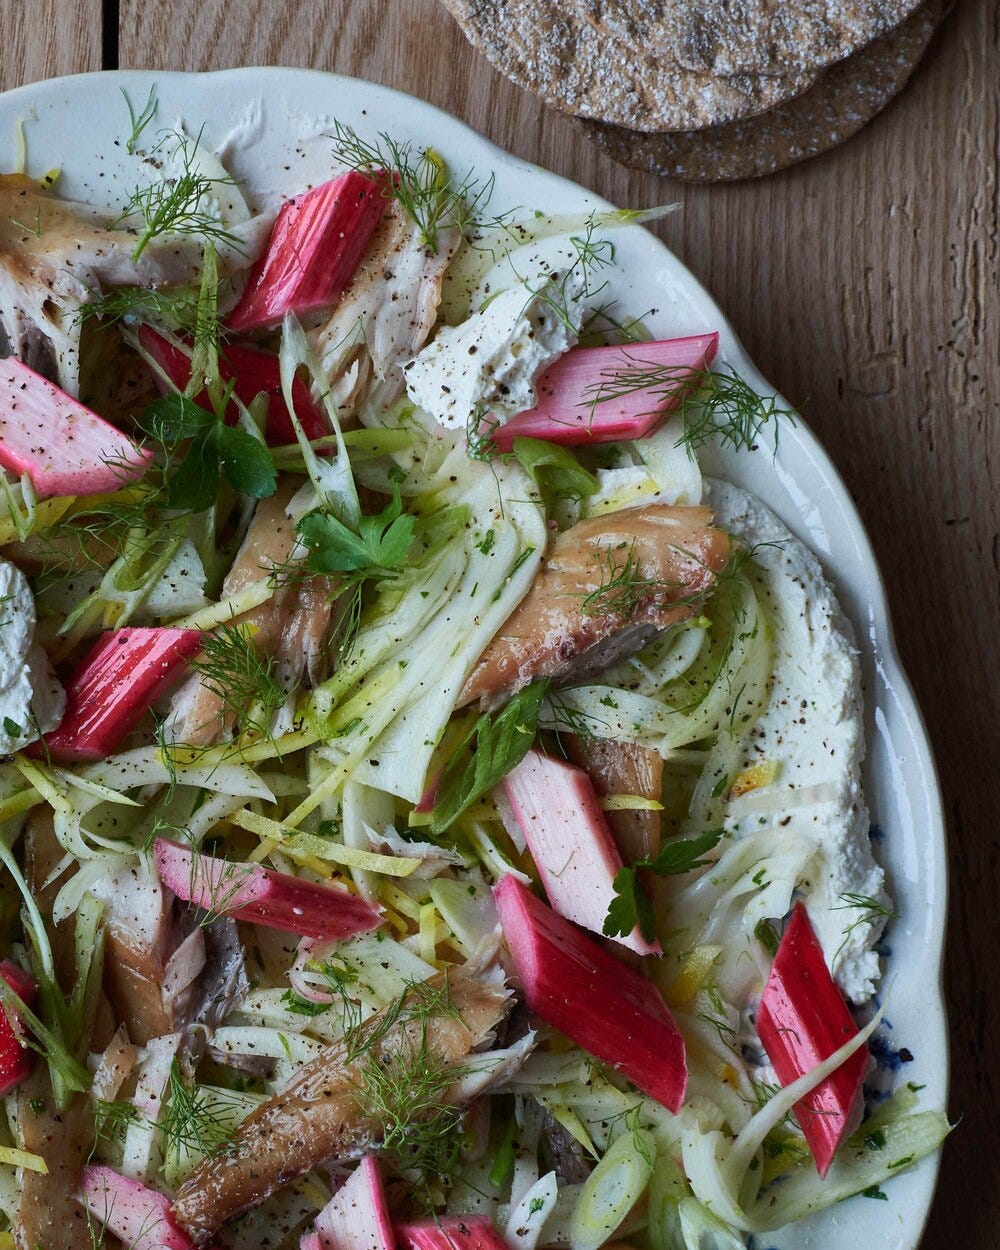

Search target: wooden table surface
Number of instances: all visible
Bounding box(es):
[2,0,997,1243]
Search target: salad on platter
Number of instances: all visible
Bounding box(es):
[0,88,948,1250]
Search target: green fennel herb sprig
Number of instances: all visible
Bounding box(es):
[328,121,498,251]
[833,891,895,962]
[76,284,204,337]
[160,1057,241,1161]
[580,358,796,456]
[579,538,683,621]
[113,128,244,262]
[187,621,287,739]
[347,978,472,1203]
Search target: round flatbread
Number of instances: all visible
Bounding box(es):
[572,0,944,181]
[440,0,924,132]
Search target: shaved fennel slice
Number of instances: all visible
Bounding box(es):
[342,779,395,903]
[680,1005,885,1231]
[83,747,276,802]
[507,1172,558,1250]
[677,1198,746,1249]
[279,311,360,528]
[637,411,703,506]
[349,467,545,802]
[753,1109,950,1231]
[167,122,252,228]
[121,1033,181,1181]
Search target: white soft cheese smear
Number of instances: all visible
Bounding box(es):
[0,557,64,754]
[402,272,584,429]
[708,478,888,1004]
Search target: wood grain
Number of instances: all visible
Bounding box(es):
[0,0,102,93]
[4,0,999,1243]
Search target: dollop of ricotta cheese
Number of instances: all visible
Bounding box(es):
[0,557,64,755]
[707,478,889,1004]
[402,273,583,429]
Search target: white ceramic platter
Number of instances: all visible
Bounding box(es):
[0,67,948,1250]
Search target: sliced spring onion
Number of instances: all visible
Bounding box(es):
[569,1124,655,1250]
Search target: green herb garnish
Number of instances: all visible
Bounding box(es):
[604,829,723,943]
[833,891,895,962]
[429,679,549,834]
[580,538,679,620]
[328,121,498,251]
[188,620,286,739]
[580,359,795,455]
[295,481,416,660]
[113,128,244,262]
[138,393,277,511]
[121,84,158,155]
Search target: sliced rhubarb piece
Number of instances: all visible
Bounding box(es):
[40,627,203,763]
[229,172,386,334]
[487,333,719,452]
[300,1155,395,1250]
[494,874,686,1112]
[0,960,36,1097]
[138,326,328,444]
[0,358,151,496]
[80,1166,196,1250]
[756,901,868,1178]
[396,1216,513,1250]
[502,748,658,956]
[155,838,383,942]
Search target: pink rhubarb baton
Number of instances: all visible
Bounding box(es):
[155,838,383,942]
[502,748,659,956]
[80,1166,197,1250]
[486,333,719,452]
[301,1155,395,1250]
[138,326,329,445]
[494,873,687,1112]
[396,1216,513,1250]
[0,358,151,496]
[0,960,36,1096]
[756,901,868,1179]
[41,627,203,763]
[229,172,386,333]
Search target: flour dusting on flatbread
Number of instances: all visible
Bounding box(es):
[442,0,924,132]
[573,0,943,180]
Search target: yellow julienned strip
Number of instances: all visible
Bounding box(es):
[0,495,75,545]
[249,836,331,878]
[228,809,421,877]
[419,903,437,965]
[380,904,409,936]
[380,882,423,922]
[0,1232,13,1250]
[599,794,664,812]
[0,1145,48,1173]
[665,944,723,1008]
[0,786,42,823]
[170,577,274,630]
[163,726,320,772]
[12,758,71,817]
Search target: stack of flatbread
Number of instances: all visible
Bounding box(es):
[441,0,946,180]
